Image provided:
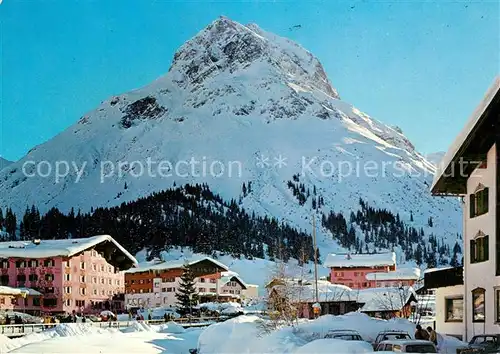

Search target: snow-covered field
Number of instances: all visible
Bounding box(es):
[0,314,467,354]
[1,322,201,354]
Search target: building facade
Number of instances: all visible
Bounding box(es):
[325,252,418,289]
[431,77,500,340]
[0,235,137,315]
[124,257,240,309]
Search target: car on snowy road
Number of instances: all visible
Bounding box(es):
[372,330,412,348]
[374,339,437,353]
[324,329,364,341]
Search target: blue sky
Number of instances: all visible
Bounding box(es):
[1,0,498,161]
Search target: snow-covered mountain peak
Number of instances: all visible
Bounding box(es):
[168,16,339,99]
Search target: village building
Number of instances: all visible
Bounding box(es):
[424,266,464,340]
[0,235,137,316]
[124,256,250,309]
[356,286,417,319]
[431,76,500,340]
[0,286,41,312]
[325,252,419,289]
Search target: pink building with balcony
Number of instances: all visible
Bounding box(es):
[325,252,419,289]
[0,235,137,316]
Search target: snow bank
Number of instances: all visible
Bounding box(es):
[0,324,114,352]
[197,313,418,354]
[197,301,243,315]
[295,312,415,343]
[121,321,155,333]
[294,338,373,353]
[197,315,264,354]
[155,321,186,334]
[437,334,469,354]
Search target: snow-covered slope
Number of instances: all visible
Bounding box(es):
[0,17,461,260]
[0,158,12,171]
[424,152,446,167]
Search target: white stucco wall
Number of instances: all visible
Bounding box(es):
[465,144,498,340]
[435,285,464,339]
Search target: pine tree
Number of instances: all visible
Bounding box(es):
[428,216,433,227]
[410,211,414,222]
[175,263,198,315]
[0,208,4,230]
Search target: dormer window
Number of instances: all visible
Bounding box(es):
[470,230,489,264]
[470,185,489,218]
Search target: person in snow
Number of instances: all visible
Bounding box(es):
[148,313,152,321]
[414,325,429,340]
[427,326,438,345]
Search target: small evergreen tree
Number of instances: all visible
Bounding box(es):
[175,263,198,315]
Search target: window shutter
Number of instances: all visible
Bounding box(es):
[470,194,476,218]
[484,236,489,261]
[483,188,489,214]
[470,239,476,264]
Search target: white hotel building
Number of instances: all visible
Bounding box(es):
[431,77,500,340]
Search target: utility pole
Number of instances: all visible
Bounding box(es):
[313,214,319,303]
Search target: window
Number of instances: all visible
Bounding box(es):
[445,297,463,322]
[63,260,70,268]
[163,277,175,282]
[470,187,489,218]
[166,287,174,292]
[101,265,105,272]
[30,260,38,268]
[101,278,105,284]
[80,275,85,283]
[210,279,216,284]
[64,274,71,281]
[472,288,485,322]
[108,279,112,285]
[15,260,25,268]
[470,231,489,263]
[199,287,206,292]
[116,280,120,286]
[44,259,54,267]
[80,288,86,295]
[76,300,85,307]
[0,259,8,269]
[93,289,97,295]
[495,288,500,323]
[108,266,112,273]
[80,262,86,270]
[0,275,9,286]
[200,278,205,283]
[45,274,54,281]
[92,264,97,271]
[17,274,26,282]
[66,299,71,306]
[45,287,55,293]
[139,289,144,294]
[210,288,216,293]
[29,274,38,282]
[43,298,57,307]
[33,298,40,307]
[139,279,144,284]
[65,287,72,294]
[335,272,344,277]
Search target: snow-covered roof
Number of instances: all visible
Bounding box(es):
[0,286,28,296]
[365,268,421,281]
[431,76,500,195]
[16,287,42,296]
[424,266,454,274]
[325,253,396,268]
[220,274,248,290]
[357,286,417,312]
[125,255,229,274]
[273,280,354,303]
[0,235,137,266]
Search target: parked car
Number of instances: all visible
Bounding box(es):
[457,335,500,354]
[324,329,364,341]
[375,339,437,353]
[372,330,412,349]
